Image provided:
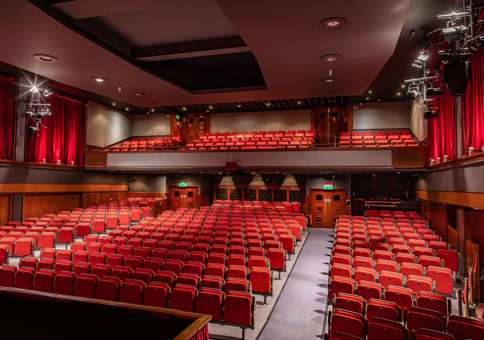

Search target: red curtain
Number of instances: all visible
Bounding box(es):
[0,76,16,160]
[428,89,456,161]
[462,48,484,154]
[25,95,85,165]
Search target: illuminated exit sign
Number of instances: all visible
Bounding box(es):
[323,182,334,190]
[178,181,188,188]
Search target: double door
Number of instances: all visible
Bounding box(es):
[310,190,348,228]
[168,186,198,210]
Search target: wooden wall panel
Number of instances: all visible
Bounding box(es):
[421,200,447,240]
[392,146,426,168]
[417,190,484,210]
[0,194,10,225]
[22,193,81,219]
[0,183,127,193]
[466,210,484,265]
[81,192,127,208]
[85,150,107,168]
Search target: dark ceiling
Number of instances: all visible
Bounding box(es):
[7,0,465,113]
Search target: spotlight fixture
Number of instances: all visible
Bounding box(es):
[208,105,214,110]
[30,85,39,93]
[417,50,429,62]
[365,96,371,101]
[42,88,53,97]
[412,60,423,69]
[320,54,341,63]
[396,91,402,97]
[33,53,58,63]
[265,101,272,107]
[125,107,130,112]
[117,86,122,92]
[112,102,116,107]
[181,106,187,112]
[400,84,406,89]
[320,17,347,28]
[236,104,242,108]
[296,100,302,105]
[367,90,373,95]
[150,108,155,113]
[92,76,107,83]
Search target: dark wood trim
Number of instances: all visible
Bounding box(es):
[0,183,128,193]
[416,190,484,210]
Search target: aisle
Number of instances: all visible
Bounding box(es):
[257,228,332,340]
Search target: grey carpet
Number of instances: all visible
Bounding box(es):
[257,228,333,340]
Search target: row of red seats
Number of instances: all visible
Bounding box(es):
[0,265,254,329]
[186,130,315,151]
[327,305,483,340]
[17,255,267,296]
[339,130,419,149]
[109,136,181,152]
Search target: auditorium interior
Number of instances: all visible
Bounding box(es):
[1,1,484,339]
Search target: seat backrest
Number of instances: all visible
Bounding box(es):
[367,317,406,340]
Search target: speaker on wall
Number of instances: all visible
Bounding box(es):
[443,61,469,96]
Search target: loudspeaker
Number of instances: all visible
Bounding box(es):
[443,61,469,96]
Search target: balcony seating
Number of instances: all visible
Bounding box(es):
[186,130,315,151]
[108,136,181,152]
[339,129,419,148]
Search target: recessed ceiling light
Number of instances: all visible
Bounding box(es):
[320,54,342,63]
[296,100,302,105]
[368,90,373,94]
[322,78,338,83]
[33,53,58,63]
[181,106,187,111]
[400,84,406,89]
[150,108,155,113]
[125,107,130,112]
[92,76,108,83]
[265,102,272,107]
[131,91,144,97]
[208,105,214,110]
[396,91,402,97]
[365,96,371,101]
[320,17,347,29]
[236,104,242,108]
[111,102,116,107]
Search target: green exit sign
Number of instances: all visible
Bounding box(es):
[178,181,188,188]
[323,183,334,191]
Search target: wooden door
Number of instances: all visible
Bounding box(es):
[310,190,348,228]
[168,187,198,210]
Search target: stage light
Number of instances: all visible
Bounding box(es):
[417,50,429,62]
[30,85,39,93]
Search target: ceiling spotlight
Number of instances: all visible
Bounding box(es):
[208,105,214,110]
[33,53,58,63]
[417,50,429,62]
[320,54,341,63]
[320,17,347,29]
[396,91,402,97]
[265,101,272,107]
[412,60,423,69]
[296,100,302,105]
[365,96,371,101]
[236,104,242,108]
[117,86,122,92]
[92,76,107,83]
[30,85,39,93]
[125,107,130,112]
[181,106,187,112]
[42,88,53,97]
[150,108,155,113]
[400,84,406,89]
[368,90,373,95]
[111,102,116,107]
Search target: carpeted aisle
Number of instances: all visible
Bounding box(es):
[258,228,333,340]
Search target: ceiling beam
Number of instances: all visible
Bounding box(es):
[132,36,247,60]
